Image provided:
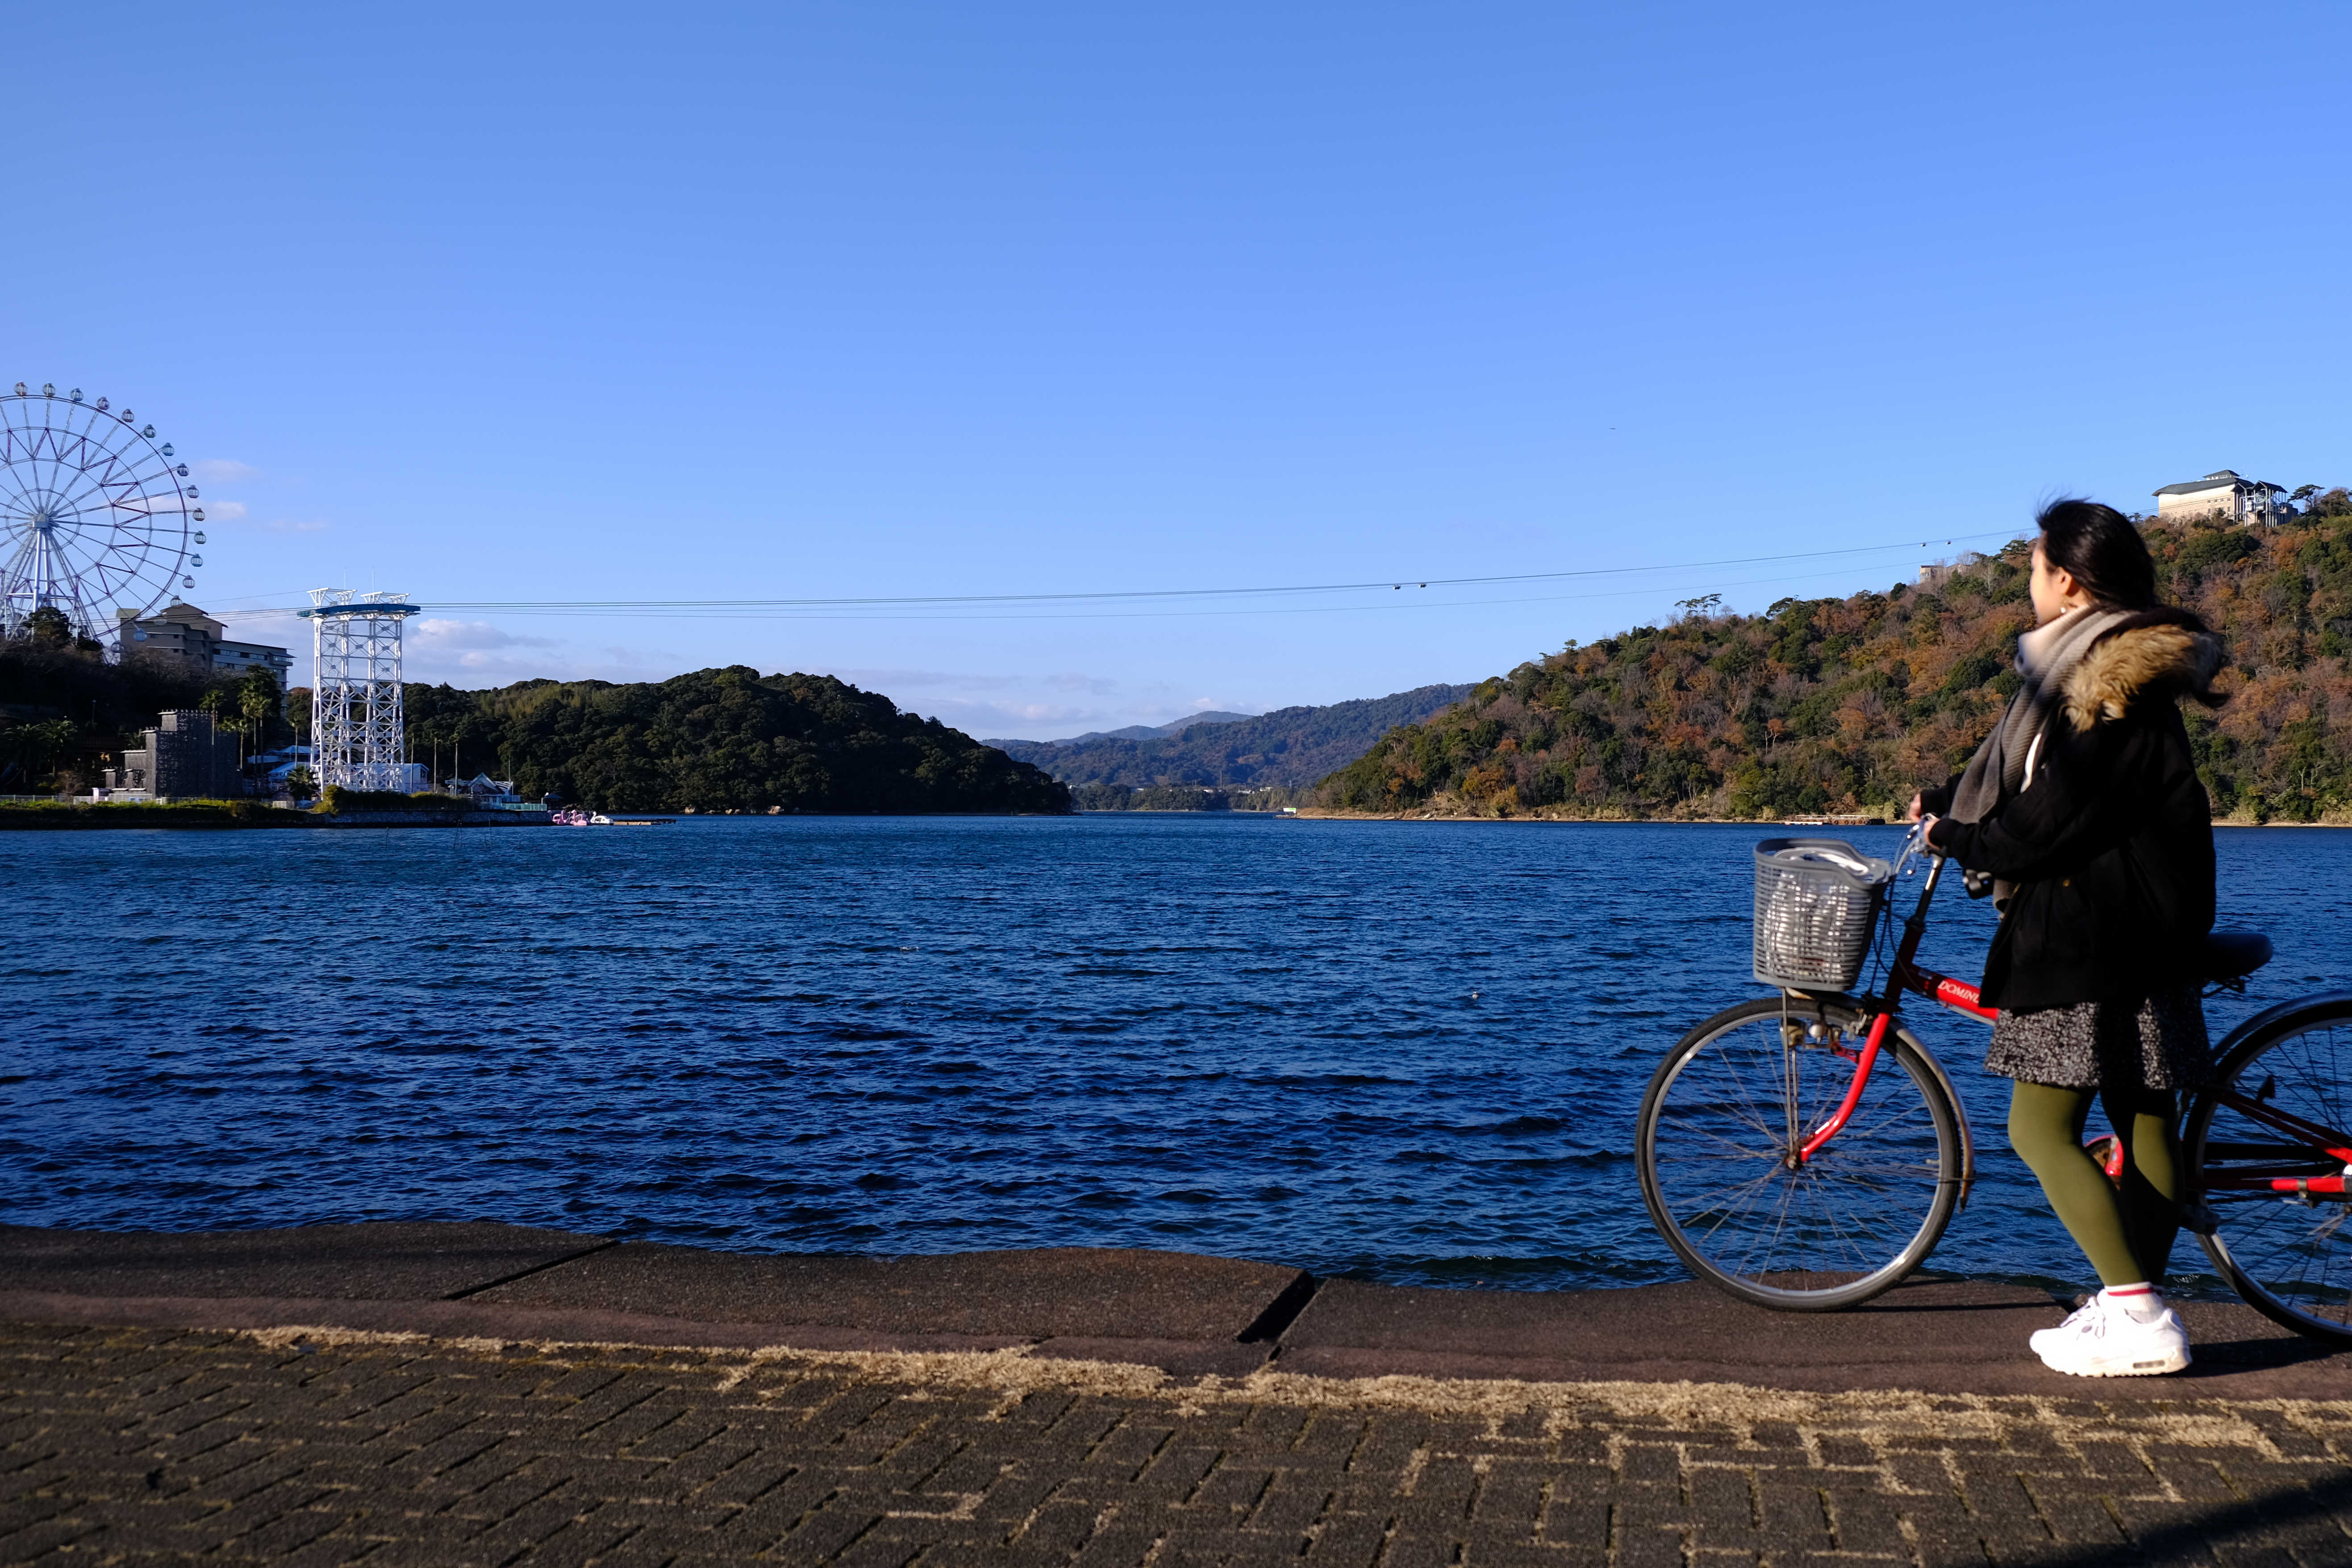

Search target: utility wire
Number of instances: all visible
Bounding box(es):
[357,563,1955,625]
[209,528,2022,622]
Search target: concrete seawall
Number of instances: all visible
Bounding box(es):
[10,1223,2352,1564]
[5,1221,2345,1401]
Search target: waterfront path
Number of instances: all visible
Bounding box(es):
[7,1223,2352,1564]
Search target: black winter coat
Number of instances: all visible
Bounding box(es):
[1921,611,2223,1012]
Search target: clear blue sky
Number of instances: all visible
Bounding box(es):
[7,3,2347,737]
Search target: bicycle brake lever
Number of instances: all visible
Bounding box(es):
[1891,820,1931,878]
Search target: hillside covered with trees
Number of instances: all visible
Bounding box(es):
[403,667,1071,815]
[996,683,1476,790]
[0,610,291,794]
[1319,503,2352,823]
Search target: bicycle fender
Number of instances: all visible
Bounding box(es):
[2207,990,2352,1067]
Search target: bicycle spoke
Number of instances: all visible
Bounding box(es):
[2194,1013,2352,1339]
[1640,1002,1959,1307]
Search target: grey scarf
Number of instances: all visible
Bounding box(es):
[1945,605,2131,901]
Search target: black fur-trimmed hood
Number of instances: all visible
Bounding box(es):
[2061,609,2225,729]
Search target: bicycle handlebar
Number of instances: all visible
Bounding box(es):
[1888,819,1936,882]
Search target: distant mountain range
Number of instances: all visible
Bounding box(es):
[988,684,1476,789]
[992,711,1257,746]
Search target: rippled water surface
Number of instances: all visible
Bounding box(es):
[8,816,2350,1293]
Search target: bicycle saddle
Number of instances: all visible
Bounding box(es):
[2202,930,2273,981]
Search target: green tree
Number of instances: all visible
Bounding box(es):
[21,607,73,648]
[235,671,280,760]
[0,717,78,791]
[389,667,1072,814]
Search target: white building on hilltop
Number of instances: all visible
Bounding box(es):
[2152,471,2289,525]
[1916,552,1988,591]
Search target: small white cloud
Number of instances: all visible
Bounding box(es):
[211,610,308,648]
[1043,672,1121,696]
[194,459,259,483]
[399,637,679,688]
[823,665,1026,692]
[413,617,558,651]
[910,698,1126,736]
[205,500,249,521]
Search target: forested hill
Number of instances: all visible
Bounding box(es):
[1319,507,2352,823]
[403,668,1072,815]
[993,683,1476,789]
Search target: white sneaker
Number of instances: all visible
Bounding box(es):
[2029,1293,2190,1377]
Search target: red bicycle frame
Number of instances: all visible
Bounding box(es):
[1797,851,1989,1163]
[2197,1090,2352,1196]
[1801,846,2352,1200]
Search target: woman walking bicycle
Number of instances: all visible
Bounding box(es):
[1638,507,2352,1357]
[1911,499,2224,1377]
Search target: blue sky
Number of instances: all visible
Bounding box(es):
[6,4,2347,737]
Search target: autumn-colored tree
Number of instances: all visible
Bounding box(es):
[1318,512,2352,824]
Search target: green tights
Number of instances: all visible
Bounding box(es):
[2006,1080,2184,1288]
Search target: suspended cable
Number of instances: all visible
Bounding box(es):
[209,529,2020,622]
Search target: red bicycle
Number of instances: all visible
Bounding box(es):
[1636,824,2352,1345]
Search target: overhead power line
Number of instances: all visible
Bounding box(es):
[211,529,2022,622]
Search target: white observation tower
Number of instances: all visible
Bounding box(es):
[300,589,420,791]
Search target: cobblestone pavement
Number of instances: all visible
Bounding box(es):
[7,1320,2352,1567]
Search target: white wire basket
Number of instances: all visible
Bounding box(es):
[1752,837,1894,991]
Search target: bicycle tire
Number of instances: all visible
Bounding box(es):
[1638,994,1963,1310]
[2184,992,2352,1347]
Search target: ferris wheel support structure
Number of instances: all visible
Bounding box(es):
[300,590,420,792]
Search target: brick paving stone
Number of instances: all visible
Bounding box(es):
[1301,1513,1388,1566]
[13,1322,2352,1565]
[1129,1443,1221,1500]
[1068,1525,1160,1567]
[1608,1520,1687,1568]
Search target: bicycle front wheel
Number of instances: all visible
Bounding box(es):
[2185,994,2352,1346]
[1637,995,1963,1310]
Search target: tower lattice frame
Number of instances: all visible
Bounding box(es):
[302,590,420,792]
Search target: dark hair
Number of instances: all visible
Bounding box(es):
[2035,498,2159,610]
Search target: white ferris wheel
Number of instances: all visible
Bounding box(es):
[0,382,203,643]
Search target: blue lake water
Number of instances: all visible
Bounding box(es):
[6,816,2348,1296]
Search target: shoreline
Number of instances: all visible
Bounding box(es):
[1291,809,2341,827]
[5,1220,2344,1402]
[0,805,546,830]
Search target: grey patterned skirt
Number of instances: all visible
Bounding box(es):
[1985,984,2211,1090]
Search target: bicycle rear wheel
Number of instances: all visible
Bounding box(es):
[1638,995,1962,1309]
[2185,994,2352,1346]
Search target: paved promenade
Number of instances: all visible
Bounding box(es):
[7,1222,2352,1564]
